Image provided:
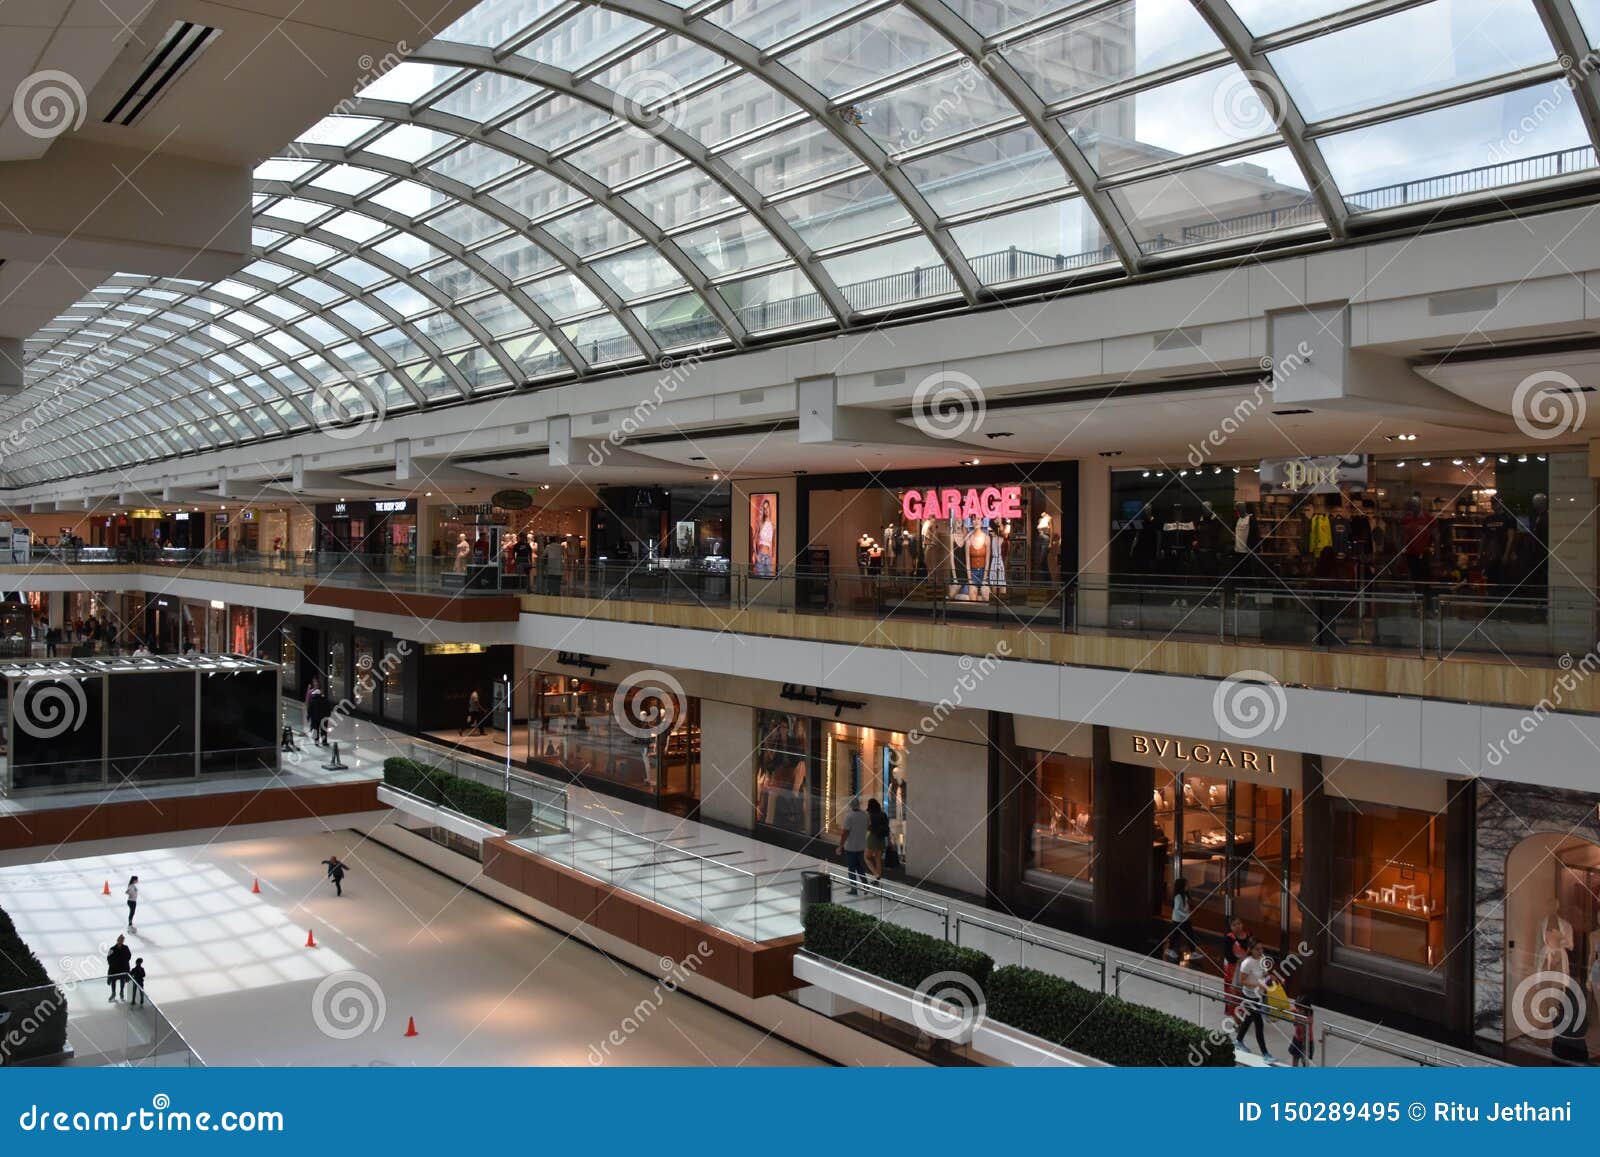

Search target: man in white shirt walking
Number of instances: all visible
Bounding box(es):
[838,798,870,896]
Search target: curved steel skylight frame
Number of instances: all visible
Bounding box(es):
[10,0,1600,485]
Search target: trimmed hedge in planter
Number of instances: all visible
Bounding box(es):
[803,902,992,993]
[0,905,68,1064]
[986,964,1234,1067]
[382,757,508,829]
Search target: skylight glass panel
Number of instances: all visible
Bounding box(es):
[1576,0,1600,45]
[826,236,955,310]
[372,281,434,318]
[1061,65,1272,178]
[516,10,655,71]
[1005,0,1223,104]
[719,268,831,331]
[426,141,521,188]
[321,211,389,243]
[705,0,860,48]
[775,174,913,249]
[564,127,680,188]
[332,300,386,332]
[729,123,859,196]
[952,197,1113,280]
[278,237,339,265]
[308,164,388,197]
[1270,0,1554,124]
[476,234,557,281]
[563,315,639,365]
[371,233,441,269]
[783,8,950,97]
[425,202,509,246]
[593,36,727,97]
[541,203,636,256]
[1226,0,1363,36]
[261,197,331,224]
[634,293,724,347]
[858,66,1019,155]
[488,167,584,220]
[504,93,618,151]
[678,216,787,277]
[256,158,316,182]
[1324,80,1594,210]
[329,257,386,287]
[505,332,564,376]
[288,277,343,305]
[903,127,1071,217]
[943,0,1077,37]
[242,261,294,284]
[367,179,439,216]
[1110,147,1320,254]
[591,249,689,298]
[438,0,567,48]
[365,123,452,163]
[429,73,544,123]
[622,169,737,230]
[523,272,602,319]
[459,294,535,337]
[419,260,493,297]
[679,72,799,148]
[356,62,459,105]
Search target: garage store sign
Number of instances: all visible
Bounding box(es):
[900,484,1023,522]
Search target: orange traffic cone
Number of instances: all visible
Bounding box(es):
[403,1016,418,1038]
[305,929,317,949]
[251,878,261,894]
[102,881,111,896]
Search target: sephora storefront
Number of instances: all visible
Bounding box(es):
[990,716,1475,1041]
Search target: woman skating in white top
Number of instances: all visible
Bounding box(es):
[125,875,139,932]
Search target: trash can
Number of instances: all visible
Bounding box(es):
[800,869,833,911]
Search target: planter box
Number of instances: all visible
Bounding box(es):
[970,1020,1101,1067]
[793,952,977,1045]
[378,785,504,843]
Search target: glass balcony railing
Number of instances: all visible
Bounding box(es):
[0,976,202,1068]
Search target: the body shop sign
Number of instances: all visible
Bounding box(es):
[901,484,1022,522]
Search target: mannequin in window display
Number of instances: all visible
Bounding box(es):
[916,519,932,578]
[454,532,471,573]
[897,525,916,574]
[1538,896,1575,974]
[1479,495,1515,596]
[1232,501,1260,573]
[882,524,897,572]
[949,516,970,598]
[1159,504,1194,574]
[1033,511,1053,580]
[986,518,1008,592]
[1131,503,1161,574]
[1521,492,1550,588]
[866,537,883,575]
[1399,496,1433,583]
[966,517,991,601]
[856,532,873,575]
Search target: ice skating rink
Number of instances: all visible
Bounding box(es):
[0,831,820,1067]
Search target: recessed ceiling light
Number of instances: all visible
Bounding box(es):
[1452,458,1464,466]
[1420,460,1431,467]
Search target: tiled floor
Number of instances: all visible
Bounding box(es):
[0,832,820,1067]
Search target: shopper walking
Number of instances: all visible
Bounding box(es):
[1164,877,1193,963]
[129,958,148,1007]
[307,685,331,746]
[1222,916,1252,1016]
[1288,996,1314,1067]
[461,688,486,735]
[1233,941,1273,1061]
[838,798,870,895]
[125,875,139,932]
[321,854,348,897]
[864,798,890,881]
[106,935,132,1002]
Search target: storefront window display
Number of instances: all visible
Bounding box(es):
[352,636,377,712]
[280,630,299,694]
[755,712,910,862]
[531,673,699,800]
[1332,802,1447,971]
[326,637,348,703]
[382,644,406,722]
[1109,453,1555,598]
[228,606,254,654]
[1022,751,1095,888]
[806,478,1065,595]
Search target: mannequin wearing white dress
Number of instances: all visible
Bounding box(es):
[1536,899,1574,974]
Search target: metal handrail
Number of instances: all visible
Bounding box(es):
[954,909,1106,978]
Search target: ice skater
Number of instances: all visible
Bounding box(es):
[129,958,147,1007]
[125,875,139,932]
[106,935,131,1002]
[321,854,348,897]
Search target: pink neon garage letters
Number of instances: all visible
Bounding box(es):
[901,485,1022,523]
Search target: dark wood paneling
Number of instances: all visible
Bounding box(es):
[300,585,521,623]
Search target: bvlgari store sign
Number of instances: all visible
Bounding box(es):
[1110,727,1301,788]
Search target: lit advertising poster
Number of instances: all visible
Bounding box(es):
[749,492,777,577]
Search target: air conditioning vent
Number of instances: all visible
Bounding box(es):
[590,412,611,426]
[104,21,221,128]
[512,423,529,435]
[873,369,906,387]
[738,389,765,405]
[1427,287,1497,316]
[1155,327,1203,351]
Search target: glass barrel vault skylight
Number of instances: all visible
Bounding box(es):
[8,0,1600,483]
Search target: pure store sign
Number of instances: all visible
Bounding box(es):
[901,484,1023,522]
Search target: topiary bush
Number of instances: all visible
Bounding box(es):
[0,905,68,1064]
[382,757,508,828]
[802,902,992,992]
[986,964,1234,1067]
